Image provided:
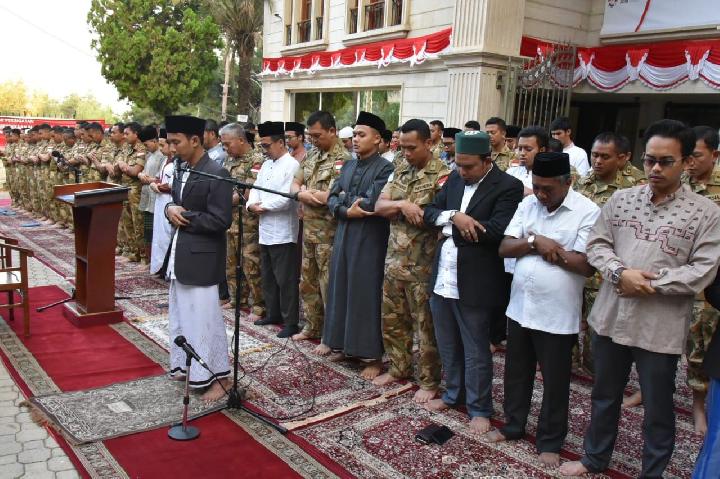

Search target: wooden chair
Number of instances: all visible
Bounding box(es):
[0,234,34,337]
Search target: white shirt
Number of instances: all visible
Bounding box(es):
[381,151,395,162]
[506,165,533,190]
[432,165,493,299]
[504,189,600,334]
[246,152,299,245]
[166,168,190,281]
[207,143,227,166]
[564,143,591,177]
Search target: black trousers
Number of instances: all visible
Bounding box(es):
[581,335,679,478]
[501,318,577,453]
[260,243,299,327]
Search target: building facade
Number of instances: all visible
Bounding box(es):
[261,0,720,154]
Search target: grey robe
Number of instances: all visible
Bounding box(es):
[323,153,394,359]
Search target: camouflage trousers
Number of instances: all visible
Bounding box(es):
[686,299,720,393]
[573,287,599,375]
[120,185,144,261]
[381,278,441,390]
[226,231,265,317]
[31,167,43,214]
[299,242,333,338]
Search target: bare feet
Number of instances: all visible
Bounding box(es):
[313,343,331,356]
[693,391,708,435]
[484,429,507,443]
[622,390,642,409]
[413,388,438,404]
[372,372,399,387]
[558,460,589,476]
[360,360,383,380]
[201,379,229,402]
[424,398,449,412]
[291,331,313,341]
[538,452,560,467]
[469,416,492,434]
[328,352,346,362]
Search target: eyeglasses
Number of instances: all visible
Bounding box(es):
[259,143,272,149]
[642,156,677,168]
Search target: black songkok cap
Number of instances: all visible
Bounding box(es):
[532,151,570,177]
[138,125,158,142]
[355,111,385,134]
[442,127,461,139]
[165,115,205,140]
[159,128,167,139]
[506,125,521,138]
[258,121,285,138]
[284,121,305,136]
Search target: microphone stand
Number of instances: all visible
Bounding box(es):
[178,165,293,435]
[168,350,200,440]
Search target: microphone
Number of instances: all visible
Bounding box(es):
[174,156,182,177]
[174,336,209,369]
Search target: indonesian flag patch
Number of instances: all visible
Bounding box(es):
[437,175,449,187]
[334,160,343,171]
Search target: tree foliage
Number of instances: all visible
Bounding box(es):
[88,0,222,116]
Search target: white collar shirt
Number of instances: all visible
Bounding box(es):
[207,144,227,166]
[504,189,600,334]
[564,143,591,177]
[506,165,533,190]
[246,152,299,245]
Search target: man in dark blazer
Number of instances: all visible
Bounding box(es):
[164,115,233,402]
[423,130,523,433]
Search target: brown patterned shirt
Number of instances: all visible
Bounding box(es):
[586,184,720,354]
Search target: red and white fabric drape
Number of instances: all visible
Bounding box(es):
[522,36,720,92]
[262,28,452,76]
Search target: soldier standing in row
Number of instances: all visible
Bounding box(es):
[219,123,266,320]
[115,122,146,262]
[574,132,646,375]
[486,117,516,171]
[372,119,450,403]
[291,111,350,353]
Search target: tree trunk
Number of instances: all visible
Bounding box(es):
[234,35,255,121]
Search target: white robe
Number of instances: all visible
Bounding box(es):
[150,161,175,274]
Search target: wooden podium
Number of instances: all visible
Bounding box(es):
[54,182,130,327]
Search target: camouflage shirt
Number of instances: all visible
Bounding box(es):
[119,142,146,186]
[430,141,443,160]
[575,167,646,290]
[297,138,350,244]
[492,145,516,172]
[382,156,451,282]
[686,167,720,205]
[225,149,265,234]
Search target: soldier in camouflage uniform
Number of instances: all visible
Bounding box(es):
[574,132,646,375]
[83,122,108,183]
[101,123,127,251]
[486,117,516,171]
[219,123,266,319]
[372,119,450,403]
[1,128,19,206]
[429,120,445,160]
[119,123,146,262]
[291,111,350,352]
[14,130,33,212]
[684,125,720,433]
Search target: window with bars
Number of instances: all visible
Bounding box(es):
[347,0,404,35]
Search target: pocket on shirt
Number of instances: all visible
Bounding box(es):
[547,229,577,249]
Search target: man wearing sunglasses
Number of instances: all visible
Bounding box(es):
[561,119,720,478]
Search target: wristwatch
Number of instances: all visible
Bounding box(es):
[449,210,459,223]
[611,266,627,285]
[527,235,536,250]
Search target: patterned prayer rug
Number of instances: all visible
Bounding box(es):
[26,375,225,444]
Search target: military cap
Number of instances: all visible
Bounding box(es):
[532,151,570,177]
[165,115,205,139]
[138,125,158,142]
[455,130,491,155]
[442,127,461,139]
[284,121,305,136]
[355,111,385,134]
[257,121,285,138]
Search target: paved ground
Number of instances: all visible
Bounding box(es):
[1,193,80,478]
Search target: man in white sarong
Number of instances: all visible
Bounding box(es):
[163,115,234,402]
[150,130,174,275]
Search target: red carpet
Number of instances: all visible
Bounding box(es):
[1,286,305,479]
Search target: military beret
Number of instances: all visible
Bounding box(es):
[355,111,385,134]
[257,121,285,138]
[532,151,570,177]
[455,130,491,155]
[165,115,205,139]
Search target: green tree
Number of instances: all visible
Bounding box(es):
[0,81,29,115]
[206,0,263,120]
[88,0,221,116]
